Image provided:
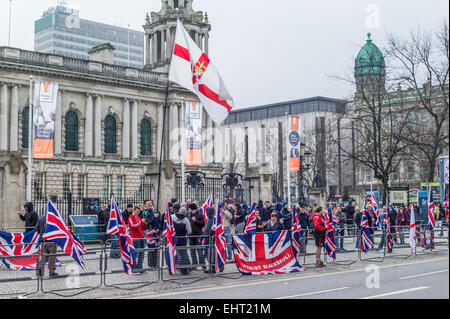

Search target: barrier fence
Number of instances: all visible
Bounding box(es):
[0,224,448,298]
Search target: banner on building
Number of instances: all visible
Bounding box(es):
[233,231,304,275]
[33,81,58,159]
[287,116,301,172]
[441,157,449,185]
[185,101,203,166]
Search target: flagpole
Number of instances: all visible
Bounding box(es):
[286,113,291,207]
[156,80,170,213]
[181,98,186,203]
[26,76,34,202]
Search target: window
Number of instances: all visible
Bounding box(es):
[407,165,415,181]
[104,115,117,154]
[116,176,124,200]
[33,173,45,200]
[63,174,72,200]
[65,111,79,152]
[393,169,399,181]
[78,174,86,198]
[140,119,152,156]
[22,107,29,149]
[365,169,372,182]
[103,175,111,200]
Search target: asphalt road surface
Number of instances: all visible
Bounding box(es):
[128,256,449,299]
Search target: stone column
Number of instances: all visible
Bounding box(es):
[131,100,139,159]
[169,103,179,162]
[0,84,9,151]
[157,103,164,160]
[84,94,94,157]
[94,95,102,157]
[122,98,130,159]
[205,33,209,56]
[152,32,157,65]
[160,29,166,63]
[166,27,171,62]
[54,90,62,155]
[199,33,204,51]
[9,85,19,152]
[145,35,151,67]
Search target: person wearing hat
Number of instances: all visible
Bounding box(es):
[188,203,206,270]
[280,200,292,230]
[172,207,192,275]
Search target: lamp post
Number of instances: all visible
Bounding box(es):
[298,143,312,207]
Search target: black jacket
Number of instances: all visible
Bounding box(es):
[20,202,39,230]
[257,205,269,222]
[189,209,206,236]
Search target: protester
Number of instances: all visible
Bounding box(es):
[388,205,398,244]
[264,211,284,232]
[344,201,356,235]
[396,206,409,245]
[17,202,39,231]
[257,200,269,222]
[335,205,346,251]
[203,206,219,273]
[297,206,310,254]
[353,207,363,250]
[143,200,161,269]
[413,203,421,244]
[128,206,147,273]
[264,201,273,218]
[233,203,246,234]
[188,203,206,270]
[312,207,326,267]
[122,204,133,225]
[35,213,58,278]
[222,204,234,260]
[280,200,292,230]
[172,207,192,275]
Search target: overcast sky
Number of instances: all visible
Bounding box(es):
[0,0,448,109]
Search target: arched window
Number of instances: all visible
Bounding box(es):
[65,111,79,152]
[104,115,117,154]
[140,119,152,156]
[22,107,29,149]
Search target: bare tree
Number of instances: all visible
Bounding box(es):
[386,22,449,182]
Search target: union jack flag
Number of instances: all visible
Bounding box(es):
[0,230,63,271]
[163,200,177,274]
[325,205,337,261]
[361,210,373,253]
[212,199,226,272]
[427,187,435,231]
[384,203,393,253]
[107,196,135,275]
[291,206,303,262]
[43,200,86,270]
[233,230,304,275]
[370,184,380,229]
[444,192,449,226]
[244,202,257,236]
[200,194,213,244]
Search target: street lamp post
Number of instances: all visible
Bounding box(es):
[298,143,312,207]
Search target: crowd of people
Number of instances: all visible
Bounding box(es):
[15,196,449,274]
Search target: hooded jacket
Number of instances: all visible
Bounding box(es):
[20,202,39,230]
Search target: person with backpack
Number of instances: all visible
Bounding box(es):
[172,207,192,275]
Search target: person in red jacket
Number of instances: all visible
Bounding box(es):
[128,207,147,273]
[312,207,326,268]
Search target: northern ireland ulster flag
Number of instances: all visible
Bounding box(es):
[169,19,234,125]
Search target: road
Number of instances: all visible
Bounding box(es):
[128,256,449,299]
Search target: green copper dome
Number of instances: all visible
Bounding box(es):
[355,33,386,77]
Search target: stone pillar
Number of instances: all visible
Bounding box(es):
[157,103,164,160]
[131,100,139,159]
[152,33,157,65]
[0,84,8,151]
[205,33,209,56]
[84,94,94,157]
[94,95,102,157]
[145,35,151,67]
[160,30,166,63]
[169,103,179,162]
[54,90,62,155]
[122,98,130,159]
[9,85,19,152]
[166,27,171,62]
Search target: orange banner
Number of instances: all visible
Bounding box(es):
[33,139,54,159]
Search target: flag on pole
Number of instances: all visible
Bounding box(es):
[244,202,258,236]
[427,186,435,231]
[384,205,393,253]
[43,200,86,270]
[291,206,303,262]
[409,202,416,255]
[361,210,374,253]
[212,199,226,272]
[444,192,449,227]
[107,196,135,275]
[163,200,177,274]
[325,205,337,261]
[169,19,234,125]
[370,184,380,229]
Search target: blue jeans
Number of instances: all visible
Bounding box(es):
[224,228,232,259]
[335,229,344,250]
[132,238,146,270]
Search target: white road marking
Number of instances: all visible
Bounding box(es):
[361,286,429,299]
[399,269,448,280]
[276,287,350,299]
